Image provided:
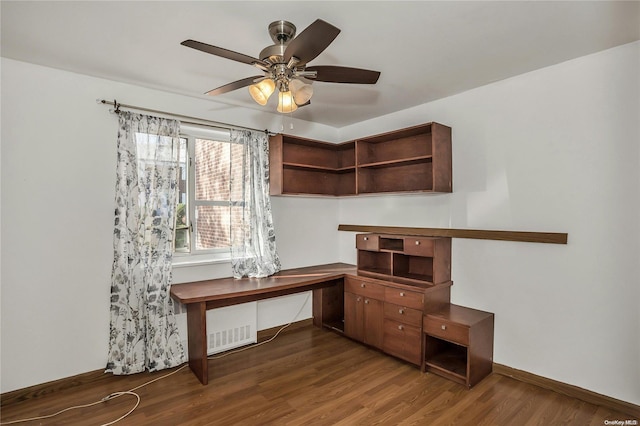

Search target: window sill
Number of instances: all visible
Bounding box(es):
[172,252,231,268]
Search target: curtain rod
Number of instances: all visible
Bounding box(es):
[97,99,276,136]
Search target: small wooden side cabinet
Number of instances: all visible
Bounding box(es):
[422,304,494,388]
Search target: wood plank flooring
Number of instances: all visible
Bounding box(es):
[1,325,636,425]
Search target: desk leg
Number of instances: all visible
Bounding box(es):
[186,302,208,385]
[312,288,321,328]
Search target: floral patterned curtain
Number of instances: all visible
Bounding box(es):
[106,112,186,374]
[230,129,282,278]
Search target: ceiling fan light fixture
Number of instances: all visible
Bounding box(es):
[277,90,298,113]
[289,78,313,105]
[182,19,380,114]
[249,78,276,106]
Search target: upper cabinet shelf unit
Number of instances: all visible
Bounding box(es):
[269,134,356,196]
[356,122,452,194]
[269,122,452,196]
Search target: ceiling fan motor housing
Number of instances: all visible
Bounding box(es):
[268,20,296,44]
[261,21,297,64]
[259,44,287,63]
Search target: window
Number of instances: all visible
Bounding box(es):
[174,125,244,260]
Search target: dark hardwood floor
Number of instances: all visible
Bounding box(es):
[1,325,635,425]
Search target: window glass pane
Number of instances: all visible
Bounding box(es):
[179,135,246,254]
[195,138,231,201]
[195,205,230,250]
[195,205,245,250]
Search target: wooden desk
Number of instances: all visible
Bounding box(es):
[170,263,356,384]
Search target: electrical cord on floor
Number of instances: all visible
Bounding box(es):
[0,292,311,425]
[0,391,141,426]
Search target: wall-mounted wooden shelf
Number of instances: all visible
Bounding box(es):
[269,122,452,196]
[339,224,568,245]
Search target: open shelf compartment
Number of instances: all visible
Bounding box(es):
[379,237,404,252]
[358,161,434,194]
[356,124,434,166]
[357,250,392,276]
[393,253,434,283]
[424,335,468,382]
[282,167,356,196]
[282,136,355,170]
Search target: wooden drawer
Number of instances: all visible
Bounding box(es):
[403,237,434,256]
[356,234,379,251]
[384,287,423,310]
[383,321,422,365]
[384,303,422,327]
[423,316,469,346]
[345,277,385,300]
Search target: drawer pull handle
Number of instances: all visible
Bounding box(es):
[361,283,365,288]
[441,325,447,330]
[398,325,404,330]
[364,299,369,304]
[356,297,361,302]
[399,292,405,297]
[399,309,404,314]
[364,237,368,241]
[415,241,420,245]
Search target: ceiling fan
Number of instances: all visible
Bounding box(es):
[181,19,381,113]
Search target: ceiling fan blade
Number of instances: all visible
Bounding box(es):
[205,76,263,96]
[305,66,381,84]
[181,39,267,67]
[284,19,340,66]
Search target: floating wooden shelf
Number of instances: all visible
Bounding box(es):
[269,122,452,196]
[339,224,568,245]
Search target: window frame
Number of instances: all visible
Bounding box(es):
[173,124,238,266]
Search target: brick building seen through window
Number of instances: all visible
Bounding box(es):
[175,135,245,253]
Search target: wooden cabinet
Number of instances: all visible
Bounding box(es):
[357,234,451,285]
[383,290,424,365]
[344,236,453,367]
[342,233,495,387]
[422,304,494,388]
[344,274,451,365]
[269,122,452,196]
[344,277,384,348]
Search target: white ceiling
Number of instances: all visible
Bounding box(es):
[2,1,639,128]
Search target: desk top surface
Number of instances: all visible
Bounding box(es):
[170,263,357,304]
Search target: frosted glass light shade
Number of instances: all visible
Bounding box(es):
[248,79,276,106]
[277,90,298,113]
[289,79,313,105]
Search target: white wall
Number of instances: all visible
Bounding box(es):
[0,58,340,393]
[337,41,640,405]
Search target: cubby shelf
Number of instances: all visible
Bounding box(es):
[269,122,452,196]
[356,234,451,285]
